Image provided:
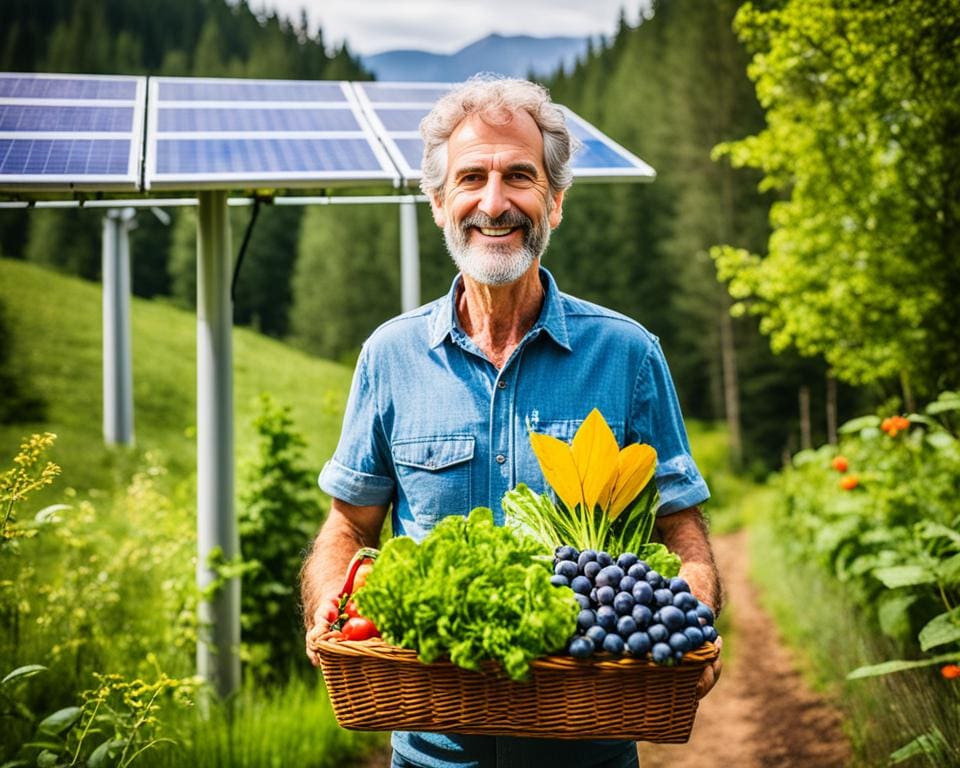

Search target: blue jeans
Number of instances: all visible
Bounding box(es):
[390,742,640,768]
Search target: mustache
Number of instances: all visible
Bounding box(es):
[460,210,533,232]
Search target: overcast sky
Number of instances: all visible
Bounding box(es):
[255,1,645,56]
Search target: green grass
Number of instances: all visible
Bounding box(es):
[0,257,353,502]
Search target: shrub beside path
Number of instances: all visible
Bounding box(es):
[361,529,852,767]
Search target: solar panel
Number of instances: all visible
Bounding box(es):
[351,81,655,187]
[145,77,400,190]
[0,73,145,191]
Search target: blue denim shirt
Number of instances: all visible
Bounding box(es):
[319,267,709,768]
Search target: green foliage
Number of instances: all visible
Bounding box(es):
[769,393,960,763]
[357,508,580,681]
[714,0,960,395]
[237,393,325,682]
[0,299,46,425]
[290,203,400,361]
[0,258,352,503]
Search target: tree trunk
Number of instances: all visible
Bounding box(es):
[826,372,837,445]
[799,385,812,451]
[719,303,742,470]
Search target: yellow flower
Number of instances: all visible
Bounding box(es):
[529,408,657,519]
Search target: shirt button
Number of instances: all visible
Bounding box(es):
[495,454,506,464]
[497,380,507,389]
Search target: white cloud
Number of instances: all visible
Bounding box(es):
[251,0,641,55]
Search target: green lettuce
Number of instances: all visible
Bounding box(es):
[355,507,579,681]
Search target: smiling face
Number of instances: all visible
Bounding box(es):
[431,109,565,286]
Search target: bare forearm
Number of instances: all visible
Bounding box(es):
[300,500,386,629]
[656,507,723,615]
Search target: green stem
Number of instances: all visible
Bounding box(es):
[70,697,102,767]
[118,687,163,768]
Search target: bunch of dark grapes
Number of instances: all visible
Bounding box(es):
[551,545,717,664]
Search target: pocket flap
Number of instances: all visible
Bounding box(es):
[392,436,475,471]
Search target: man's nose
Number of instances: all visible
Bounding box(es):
[478,176,510,219]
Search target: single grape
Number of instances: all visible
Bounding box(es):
[631,604,652,629]
[626,631,651,657]
[696,603,715,626]
[585,624,607,645]
[602,633,625,655]
[619,575,637,594]
[660,606,686,633]
[654,588,675,607]
[597,551,614,567]
[684,626,705,649]
[627,562,648,580]
[575,593,592,610]
[577,609,597,632]
[651,642,672,665]
[648,623,669,644]
[583,560,602,580]
[596,585,616,605]
[616,615,638,638]
[556,545,579,562]
[685,609,701,627]
[669,577,691,594]
[570,575,592,595]
[555,560,578,580]
[596,565,625,589]
[702,625,719,643]
[673,592,698,611]
[632,581,654,605]
[550,574,569,588]
[613,591,635,615]
[669,632,691,655]
[568,636,595,659]
[616,552,639,571]
[577,549,598,570]
[596,605,618,632]
[644,570,662,587]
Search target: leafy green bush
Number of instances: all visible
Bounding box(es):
[772,392,960,764]
[237,393,326,683]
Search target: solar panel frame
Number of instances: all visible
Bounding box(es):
[351,81,656,188]
[144,77,401,191]
[0,73,145,191]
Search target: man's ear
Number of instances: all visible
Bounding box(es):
[548,189,565,229]
[430,194,446,228]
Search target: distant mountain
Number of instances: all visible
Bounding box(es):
[361,33,589,82]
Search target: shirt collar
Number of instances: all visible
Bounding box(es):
[428,266,572,352]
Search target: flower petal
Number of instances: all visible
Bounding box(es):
[529,431,584,511]
[608,443,657,520]
[571,408,620,511]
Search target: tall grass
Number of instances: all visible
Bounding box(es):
[141,676,387,768]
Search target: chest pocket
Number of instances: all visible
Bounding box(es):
[392,436,474,529]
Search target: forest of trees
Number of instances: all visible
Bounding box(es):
[4,0,951,472]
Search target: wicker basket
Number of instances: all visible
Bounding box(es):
[316,637,718,743]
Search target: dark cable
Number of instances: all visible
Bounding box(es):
[231,197,262,305]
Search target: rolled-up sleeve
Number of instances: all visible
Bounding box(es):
[318,346,395,506]
[632,341,710,516]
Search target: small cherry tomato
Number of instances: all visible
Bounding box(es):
[341,617,380,641]
[831,455,849,473]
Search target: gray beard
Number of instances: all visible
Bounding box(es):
[443,209,551,286]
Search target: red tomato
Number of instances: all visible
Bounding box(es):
[343,599,362,619]
[831,455,849,473]
[341,617,380,641]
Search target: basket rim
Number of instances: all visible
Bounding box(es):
[315,635,719,672]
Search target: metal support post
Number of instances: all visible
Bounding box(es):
[195,190,240,698]
[400,196,420,312]
[101,208,136,446]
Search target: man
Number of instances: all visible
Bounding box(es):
[302,76,722,768]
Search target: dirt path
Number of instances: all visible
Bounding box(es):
[361,529,852,767]
[638,529,850,767]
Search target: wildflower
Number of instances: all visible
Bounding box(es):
[942,664,960,680]
[839,474,859,491]
[881,415,910,437]
[831,455,849,473]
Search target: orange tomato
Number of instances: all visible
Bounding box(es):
[831,455,849,473]
[839,474,860,491]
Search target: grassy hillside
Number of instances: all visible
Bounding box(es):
[0,257,354,501]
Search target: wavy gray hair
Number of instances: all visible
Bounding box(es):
[419,76,579,201]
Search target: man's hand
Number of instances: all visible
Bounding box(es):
[300,499,388,667]
[696,634,722,699]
